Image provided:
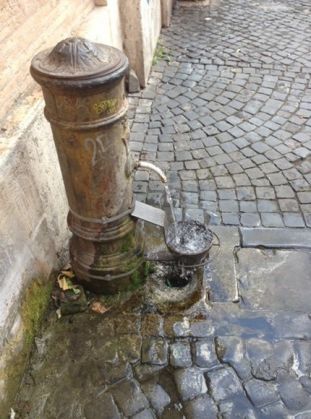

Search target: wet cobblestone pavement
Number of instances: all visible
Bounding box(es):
[14,236,311,418]
[15,285,311,418]
[131,0,311,228]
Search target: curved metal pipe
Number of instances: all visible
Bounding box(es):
[136,161,167,183]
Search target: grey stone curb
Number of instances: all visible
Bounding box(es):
[240,228,311,249]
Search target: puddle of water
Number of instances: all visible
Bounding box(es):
[233,316,275,340]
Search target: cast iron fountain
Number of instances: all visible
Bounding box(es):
[31,37,218,296]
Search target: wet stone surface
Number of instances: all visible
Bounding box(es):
[12,220,311,417]
[14,260,311,418]
[194,339,219,369]
[131,0,311,228]
[174,367,207,401]
[170,341,192,368]
[237,248,311,311]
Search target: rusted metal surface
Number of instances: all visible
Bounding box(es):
[31,37,144,293]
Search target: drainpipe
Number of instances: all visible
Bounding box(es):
[30,37,144,294]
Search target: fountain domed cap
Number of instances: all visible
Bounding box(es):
[30,37,128,88]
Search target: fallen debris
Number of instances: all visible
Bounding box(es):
[90,300,110,314]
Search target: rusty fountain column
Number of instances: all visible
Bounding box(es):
[31,37,144,293]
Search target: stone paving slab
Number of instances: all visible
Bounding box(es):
[130,0,311,228]
[206,226,239,303]
[241,226,311,248]
[237,248,311,311]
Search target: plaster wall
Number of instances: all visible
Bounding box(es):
[75,0,123,49]
[141,0,162,85]
[161,0,176,27]
[120,0,162,87]
[119,0,143,84]
[0,106,69,356]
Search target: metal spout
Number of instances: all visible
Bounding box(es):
[136,161,167,183]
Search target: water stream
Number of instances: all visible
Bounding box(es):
[164,184,212,255]
[137,161,211,258]
[164,184,177,227]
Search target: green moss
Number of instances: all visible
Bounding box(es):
[144,261,156,276]
[129,270,143,291]
[153,44,170,65]
[98,261,152,301]
[93,98,118,115]
[21,278,53,347]
[120,234,134,253]
[0,277,53,417]
[128,260,155,291]
[0,346,27,417]
[100,292,123,306]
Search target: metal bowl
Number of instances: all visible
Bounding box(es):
[164,220,213,267]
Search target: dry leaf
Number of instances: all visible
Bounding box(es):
[60,270,75,279]
[57,275,80,296]
[59,263,75,278]
[57,275,72,291]
[90,301,109,314]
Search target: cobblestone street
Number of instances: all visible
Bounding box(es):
[131,0,311,228]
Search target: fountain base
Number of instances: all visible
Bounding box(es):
[70,216,145,294]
